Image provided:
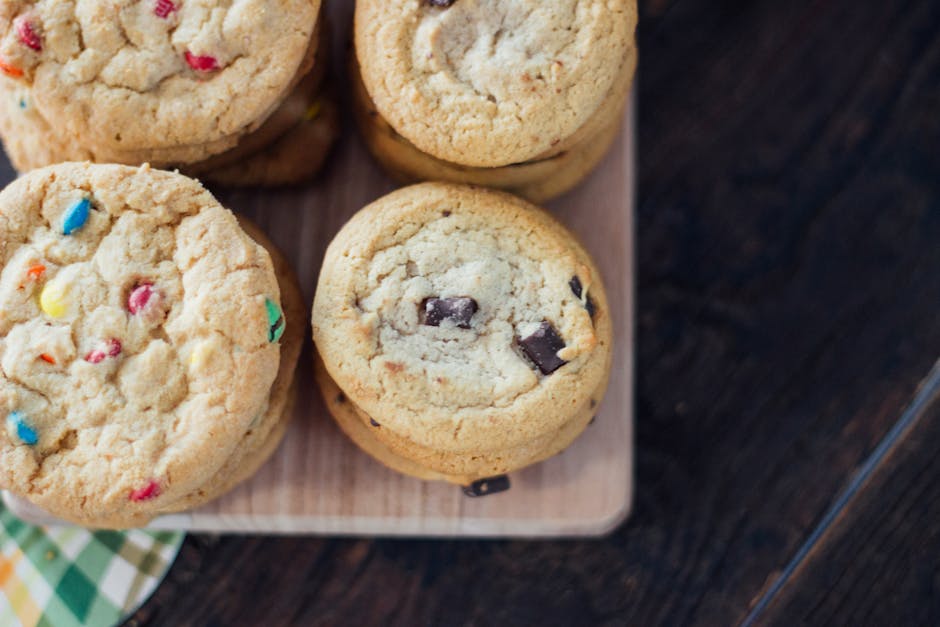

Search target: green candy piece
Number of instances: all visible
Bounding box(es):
[265,298,285,343]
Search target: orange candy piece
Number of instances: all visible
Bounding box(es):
[26,264,45,280]
[0,59,23,78]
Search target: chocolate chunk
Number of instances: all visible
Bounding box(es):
[518,321,567,374]
[442,210,452,217]
[336,393,346,404]
[428,0,456,6]
[462,475,511,497]
[370,418,381,427]
[422,297,478,328]
[569,276,597,319]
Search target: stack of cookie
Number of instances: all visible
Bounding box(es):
[0,163,303,527]
[0,0,337,186]
[352,0,638,202]
[313,183,612,490]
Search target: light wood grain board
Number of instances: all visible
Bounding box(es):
[2,2,634,537]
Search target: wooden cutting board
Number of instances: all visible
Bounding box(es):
[2,2,634,538]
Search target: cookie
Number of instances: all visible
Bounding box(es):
[351,55,629,202]
[0,0,322,166]
[354,0,637,167]
[312,183,613,482]
[0,163,287,526]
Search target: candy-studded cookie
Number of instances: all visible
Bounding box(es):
[0,0,321,167]
[312,183,613,483]
[0,163,287,526]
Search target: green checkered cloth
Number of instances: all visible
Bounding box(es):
[0,505,183,627]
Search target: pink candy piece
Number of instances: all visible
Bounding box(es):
[15,17,41,52]
[129,480,161,502]
[128,283,156,314]
[154,0,177,18]
[184,51,219,72]
[84,338,122,364]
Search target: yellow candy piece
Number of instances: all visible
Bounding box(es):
[303,100,322,122]
[39,279,68,318]
[189,340,213,368]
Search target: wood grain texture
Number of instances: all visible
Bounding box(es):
[2,0,939,624]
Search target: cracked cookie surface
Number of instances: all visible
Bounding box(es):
[0,0,320,156]
[0,162,283,524]
[313,183,612,459]
[355,0,637,167]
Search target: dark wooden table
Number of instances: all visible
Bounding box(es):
[3,0,938,624]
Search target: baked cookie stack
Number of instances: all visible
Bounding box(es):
[352,0,637,202]
[0,163,303,527]
[313,183,612,488]
[0,0,337,186]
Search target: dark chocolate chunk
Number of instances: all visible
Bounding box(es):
[370,418,381,427]
[422,297,478,328]
[462,475,511,497]
[518,321,568,374]
[442,210,452,217]
[428,0,456,6]
[569,275,597,319]
[336,393,346,404]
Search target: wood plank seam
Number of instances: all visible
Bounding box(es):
[741,357,940,626]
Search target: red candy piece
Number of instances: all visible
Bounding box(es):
[128,283,155,314]
[129,480,161,502]
[154,0,177,18]
[84,338,122,364]
[184,51,218,72]
[15,17,42,52]
[39,353,55,365]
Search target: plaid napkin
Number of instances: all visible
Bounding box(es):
[0,506,183,627]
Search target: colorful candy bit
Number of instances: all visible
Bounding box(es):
[39,278,68,318]
[129,480,161,502]
[62,197,91,235]
[19,263,46,288]
[14,17,42,52]
[265,298,285,343]
[128,283,156,314]
[0,59,23,78]
[303,100,322,122]
[84,338,122,364]
[39,353,55,365]
[6,411,38,445]
[189,340,212,368]
[154,0,177,18]
[184,51,219,72]
[26,264,45,281]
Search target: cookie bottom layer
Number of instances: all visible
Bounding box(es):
[350,48,634,203]
[197,87,339,187]
[315,356,607,486]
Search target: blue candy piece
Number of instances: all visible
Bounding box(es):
[6,411,37,445]
[62,197,91,235]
